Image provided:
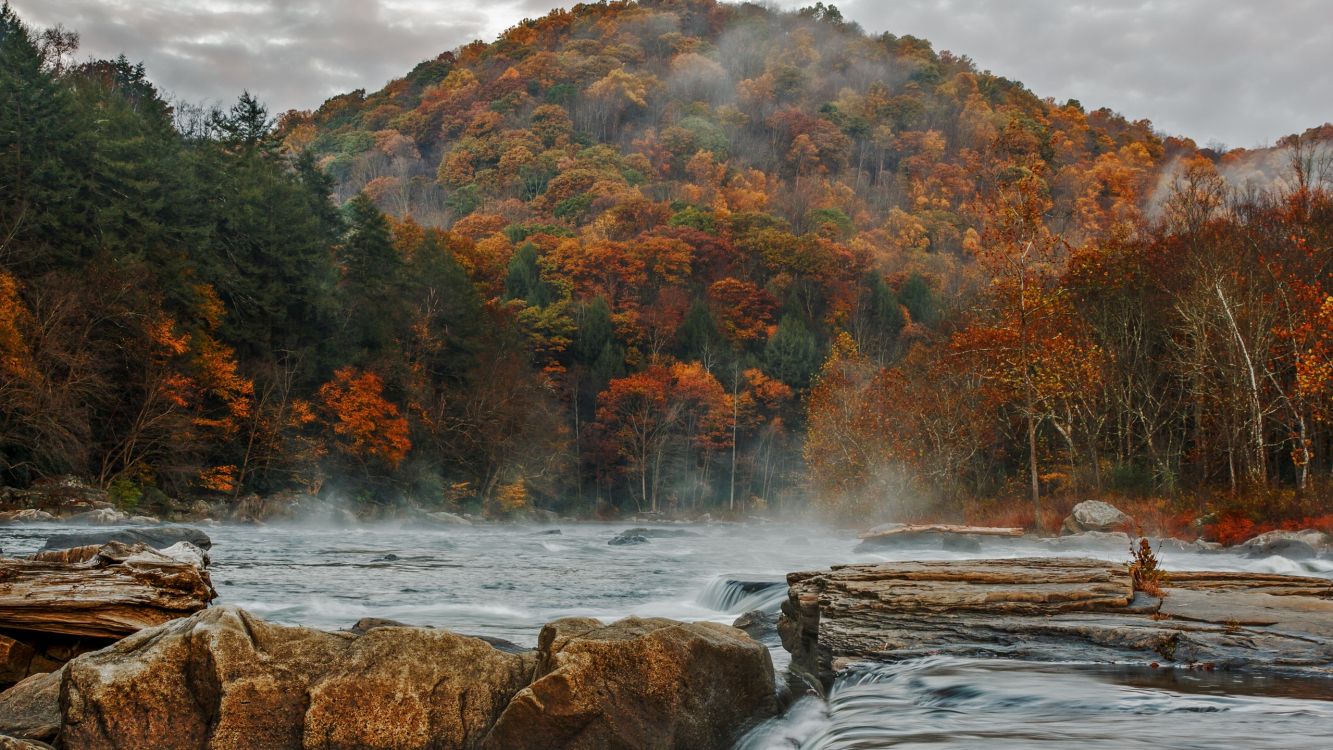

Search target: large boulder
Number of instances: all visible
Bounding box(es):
[40,526,211,553]
[60,606,536,750]
[483,616,777,750]
[1237,529,1329,558]
[1060,500,1134,535]
[0,669,61,743]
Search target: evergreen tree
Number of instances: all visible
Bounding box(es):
[503,242,555,307]
[764,315,821,389]
[0,3,82,271]
[336,193,405,362]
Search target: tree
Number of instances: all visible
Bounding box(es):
[336,193,405,361]
[764,315,821,389]
[317,367,410,475]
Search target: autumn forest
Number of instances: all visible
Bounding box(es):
[2,0,1331,537]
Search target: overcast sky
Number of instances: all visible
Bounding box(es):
[12,0,1332,148]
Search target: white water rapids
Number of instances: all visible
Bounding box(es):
[2,521,1330,748]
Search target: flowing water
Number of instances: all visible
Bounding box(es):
[3,521,1331,748]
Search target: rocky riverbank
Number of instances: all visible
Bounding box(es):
[776,557,1333,692]
[1,607,776,749]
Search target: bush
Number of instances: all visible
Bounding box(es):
[1127,537,1167,597]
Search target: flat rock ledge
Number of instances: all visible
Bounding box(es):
[778,558,1333,691]
[0,541,216,689]
[1,606,776,750]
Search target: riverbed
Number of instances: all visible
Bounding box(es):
[3,521,1331,749]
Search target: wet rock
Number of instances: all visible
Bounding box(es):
[1237,529,1328,557]
[40,526,211,552]
[731,610,779,645]
[0,668,61,743]
[0,511,56,525]
[1153,537,1219,554]
[377,553,399,562]
[422,510,472,526]
[61,606,536,750]
[623,526,702,538]
[779,558,1333,691]
[1040,530,1132,551]
[1243,538,1318,560]
[125,515,160,526]
[608,532,648,546]
[0,541,215,640]
[63,508,127,525]
[534,529,562,535]
[856,524,1021,553]
[1061,500,1134,535]
[482,616,777,750]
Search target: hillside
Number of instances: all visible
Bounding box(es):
[1,1,1330,534]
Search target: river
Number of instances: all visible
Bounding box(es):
[3,521,1331,748]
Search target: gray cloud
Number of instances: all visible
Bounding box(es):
[12,0,1331,146]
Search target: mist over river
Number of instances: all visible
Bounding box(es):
[3,521,1331,748]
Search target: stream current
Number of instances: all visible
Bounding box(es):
[3,521,1330,748]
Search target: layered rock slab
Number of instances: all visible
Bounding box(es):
[778,558,1333,690]
[0,542,215,640]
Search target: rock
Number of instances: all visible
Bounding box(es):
[40,526,211,552]
[63,508,128,525]
[422,510,472,526]
[1061,500,1135,534]
[1238,529,1329,556]
[125,515,160,526]
[1244,538,1318,560]
[731,610,779,645]
[856,524,1020,553]
[0,510,56,525]
[0,541,215,640]
[0,735,54,749]
[528,508,561,524]
[778,558,1333,690]
[608,526,700,545]
[61,606,536,750]
[1040,530,1133,551]
[534,529,562,536]
[156,542,209,569]
[0,668,61,743]
[345,618,529,655]
[377,553,399,562]
[0,637,34,686]
[623,527,702,538]
[608,533,648,546]
[482,616,777,750]
[346,617,411,634]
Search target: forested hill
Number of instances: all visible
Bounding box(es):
[1,1,1330,535]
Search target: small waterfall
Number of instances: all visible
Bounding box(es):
[695,576,787,614]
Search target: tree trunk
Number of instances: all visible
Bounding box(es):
[1028,412,1042,534]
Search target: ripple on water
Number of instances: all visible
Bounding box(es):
[737,658,1333,750]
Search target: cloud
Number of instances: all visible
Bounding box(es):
[12,0,1331,146]
[779,0,1333,148]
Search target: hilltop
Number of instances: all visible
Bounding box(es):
[1,1,1330,534]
